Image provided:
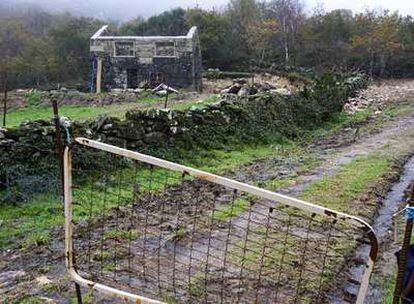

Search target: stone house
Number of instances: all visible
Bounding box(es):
[90,25,203,93]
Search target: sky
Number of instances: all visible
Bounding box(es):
[306,0,414,16]
[5,0,414,21]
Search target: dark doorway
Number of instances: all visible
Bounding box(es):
[127,69,138,88]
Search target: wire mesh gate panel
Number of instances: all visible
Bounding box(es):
[64,138,378,304]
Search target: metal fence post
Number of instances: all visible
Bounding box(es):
[393,182,414,304]
[52,100,83,304]
[52,99,64,196]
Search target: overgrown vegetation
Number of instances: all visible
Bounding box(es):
[204,71,252,80]
[1,1,414,92]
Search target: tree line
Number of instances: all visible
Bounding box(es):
[1,0,414,91]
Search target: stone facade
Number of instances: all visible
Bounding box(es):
[90,26,203,92]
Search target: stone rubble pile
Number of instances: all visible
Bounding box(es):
[343,79,414,114]
[220,78,291,97]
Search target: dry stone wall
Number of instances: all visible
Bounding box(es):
[0,94,286,172]
[0,74,368,198]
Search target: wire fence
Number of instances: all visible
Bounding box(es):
[65,138,377,304]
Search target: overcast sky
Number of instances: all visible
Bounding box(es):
[6,0,414,21]
[306,0,414,16]
[168,0,414,16]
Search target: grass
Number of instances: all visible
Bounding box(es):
[4,94,221,127]
[303,108,374,141]
[378,277,396,304]
[383,101,414,118]
[186,143,286,174]
[19,297,45,304]
[213,198,250,221]
[170,94,220,111]
[0,193,62,248]
[103,228,139,241]
[263,174,298,191]
[5,94,162,127]
[301,153,391,211]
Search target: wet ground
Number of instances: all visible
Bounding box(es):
[365,157,414,303]
[1,80,414,303]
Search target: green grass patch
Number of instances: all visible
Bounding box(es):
[171,94,220,111]
[0,193,62,248]
[24,90,43,107]
[4,94,223,127]
[213,198,250,221]
[263,174,298,191]
[378,276,396,304]
[19,297,45,304]
[185,141,290,174]
[304,108,373,142]
[69,291,95,304]
[103,228,139,241]
[383,101,414,119]
[301,153,390,210]
[5,94,162,127]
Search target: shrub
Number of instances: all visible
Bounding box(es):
[204,70,252,80]
[293,72,368,126]
[24,90,44,107]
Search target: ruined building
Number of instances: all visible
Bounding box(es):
[90,25,203,93]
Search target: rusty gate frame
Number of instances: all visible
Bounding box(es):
[64,137,378,304]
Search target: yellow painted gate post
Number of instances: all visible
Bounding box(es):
[96,57,102,94]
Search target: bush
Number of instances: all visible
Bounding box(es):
[24,90,44,107]
[293,72,368,126]
[204,70,252,80]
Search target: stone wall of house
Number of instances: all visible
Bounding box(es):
[91,27,203,92]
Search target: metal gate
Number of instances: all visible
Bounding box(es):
[64,138,378,303]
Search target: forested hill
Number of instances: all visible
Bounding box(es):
[1,0,414,90]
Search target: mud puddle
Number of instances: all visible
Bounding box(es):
[345,155,414,304]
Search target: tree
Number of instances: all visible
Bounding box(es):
[0,19,29,126]
[118,17,145,36]
[352,10,401,76]
[227,0,261,65]
[265,0,305,64]
[119,9,188,36]
[246,19,280,63]
[187,9,234,68]
[300,9,355,69]
[50,15,103,84]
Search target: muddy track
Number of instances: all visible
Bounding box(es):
[236,110,414,198]
[71,109,414,303]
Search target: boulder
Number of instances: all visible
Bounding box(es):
[237,87,250,97]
